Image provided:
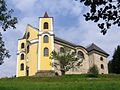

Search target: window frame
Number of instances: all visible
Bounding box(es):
[101,64,104,69]
[77,51,84,59]
[100,57,103,61]
[60,47,64,53]
[43,35,49,43]
[44,47,49,57]
[21,43,24,49]
[21,53,24,60]
[20,63,24,71]
[44,22,49,29]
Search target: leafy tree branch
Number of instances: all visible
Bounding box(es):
[76,0,120,35]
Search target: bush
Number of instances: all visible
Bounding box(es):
[88,65,99,78]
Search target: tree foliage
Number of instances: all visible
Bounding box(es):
[50,47,83,75]
[0,33,10,65]
[0,0,17,31]
[88,64,99,77]
[76,0,120,35]
[88,64,99,74]
[0,0,18,65]
[108,45,120,74]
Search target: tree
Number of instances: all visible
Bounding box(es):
[108,45,120,74]
[88,65,99,74]
[76,0,120,35]
[50,47,83,75]
[0,0,18,65]
[0,33,10,65]
[88,64,99,77]
[0,0,17,31]
[108,60,112,73]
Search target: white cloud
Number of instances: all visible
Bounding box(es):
[11,0,83,17]
[11,0,38,13]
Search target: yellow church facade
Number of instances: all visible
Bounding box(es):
[16,12,109,77]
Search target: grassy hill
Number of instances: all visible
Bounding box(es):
[0,74,120,90]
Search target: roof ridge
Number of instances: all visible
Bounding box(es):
[86,43,109,56]
[27,24,39,31]
[54,36,86,49]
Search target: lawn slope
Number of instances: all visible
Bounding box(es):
[0,74,120,90]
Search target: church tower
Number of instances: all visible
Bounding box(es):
[38,12,54,71]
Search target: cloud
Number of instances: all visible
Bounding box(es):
[54,15,120,60]
[11,0,38,13]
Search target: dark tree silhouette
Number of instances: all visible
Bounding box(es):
[0,0,18,65]
[76,0,120,35]
[108,45,120,74]
[0,33,10,65]
[0,0,17,31]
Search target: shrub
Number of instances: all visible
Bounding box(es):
[88,65,99,78]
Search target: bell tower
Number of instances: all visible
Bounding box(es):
[38,12,54,71]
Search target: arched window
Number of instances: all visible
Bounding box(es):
[21,54,24,60]
[27,32,30,39]
[101,64,104,69]
[27,45,30,53]
[44,47,49,56]
[20,63,24,70]
[100,57,103,61]
[21,43,24,49]
[78,51,84,59]
[43,35,49,43]
[60,47,64,53]
[44,22,48,29]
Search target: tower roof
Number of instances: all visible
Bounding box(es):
[44,12,49,18]
[86,43,109,56]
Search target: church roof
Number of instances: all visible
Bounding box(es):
[44,12,49,18]
[54,37,87,50]
[86,43,109,56]
[55,37,109,56]
[55,37,77,47]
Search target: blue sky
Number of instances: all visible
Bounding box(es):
[0,0,120,77]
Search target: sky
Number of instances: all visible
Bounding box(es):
[0,0,120,77]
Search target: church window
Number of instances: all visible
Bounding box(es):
[21,43,24,49]
[21,54,24,60]
[20,63,24,70]
[60,47,64,53]
[27,32,30,39]
[100,57,103,61]
[44,22,48,29]
[43,35,49,43]
[27,45,30,53]
[101,64,104,69]
[44,47,49,56]
[78,51,84,59]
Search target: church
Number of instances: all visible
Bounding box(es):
[16,12,109,77]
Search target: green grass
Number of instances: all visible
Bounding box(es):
[0,74,120,90]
